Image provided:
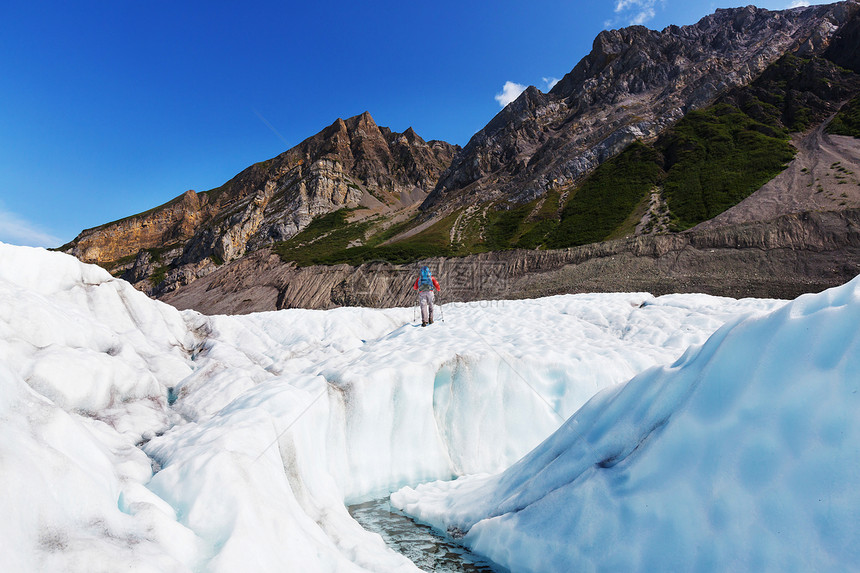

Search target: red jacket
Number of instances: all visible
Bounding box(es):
[413,276,441,291]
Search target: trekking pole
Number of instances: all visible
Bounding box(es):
[437,291,444,323]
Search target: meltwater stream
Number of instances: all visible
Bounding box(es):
[349,497,508,573]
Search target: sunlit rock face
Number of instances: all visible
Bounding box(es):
[61,112,458,295]
[65,189,211,265]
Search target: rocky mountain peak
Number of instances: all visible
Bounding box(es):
[347,110,377,128]
[401,126,421,143]
[340,112,382,146]
[62,112,459,294]
[424,1,859,213]
[180,189,200,209]
[325,117,351,142]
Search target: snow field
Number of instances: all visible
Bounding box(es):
[183,291,781,503]
[0,242,795,571]
[392,275,860,572]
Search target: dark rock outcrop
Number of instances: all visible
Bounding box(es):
[161,209,860,314]
[825,4,860,72]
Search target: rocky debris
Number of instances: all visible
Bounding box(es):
[160,208,860,314]
[696,120,860,231]
[635,188,672,235]
[423,2,860,214]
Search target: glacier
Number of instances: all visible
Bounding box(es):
[393,272,860,572]
[1,241,855,571]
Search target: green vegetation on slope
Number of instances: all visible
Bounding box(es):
[330,213,457,265]
[150,266,169,287]
[479,191,563,251]
[660,103,796,230]
[828,95,860,138]
[546,142,663,248]
[730,54,860,134]
[512,191,561,249]
[457,97,797,251]
[272,209,372,266]
[483,203,534,251]
[475,100,796,248]
[273,209,455,266]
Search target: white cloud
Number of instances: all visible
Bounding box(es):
[611,0,660,26]
[0,205,63,248]
[495,81,527,108]
[788,0,810,7]
[630,7,656,24]
[542,77,561,91]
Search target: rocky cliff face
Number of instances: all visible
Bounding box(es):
[62,112,458,293]
[62,190,212,267]
[423,1,860,212]
[825,3,860,72]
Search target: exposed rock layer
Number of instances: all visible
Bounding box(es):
[63,190,211,265]
[162,209,860,314]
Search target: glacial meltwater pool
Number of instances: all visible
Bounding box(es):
[348,497,508,573]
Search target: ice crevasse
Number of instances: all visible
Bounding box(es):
[4,240,854,571]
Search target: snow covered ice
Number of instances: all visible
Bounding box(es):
[1,241,857,571]
[393,274,860,572]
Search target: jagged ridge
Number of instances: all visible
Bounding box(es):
[424,1,859,212]
[62,112,459,293]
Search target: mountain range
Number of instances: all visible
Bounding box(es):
[61,1,860,313]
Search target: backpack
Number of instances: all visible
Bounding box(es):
[418,266,433,291]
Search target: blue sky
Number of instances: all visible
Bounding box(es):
[0,0,817,247]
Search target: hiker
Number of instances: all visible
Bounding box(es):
[413,265,441,327]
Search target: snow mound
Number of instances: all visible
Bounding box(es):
[0,244,204,571]
[0,243,194,435]
[0,361,203,572]
[392,275,860,572]
[174,290,780,502]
